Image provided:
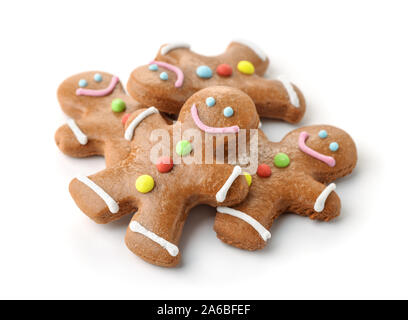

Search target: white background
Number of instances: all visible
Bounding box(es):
[0,0,407,299]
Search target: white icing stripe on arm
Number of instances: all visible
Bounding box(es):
[217,207,271,242]
[124,107,159,141]
[314,183,336,212]
[278,76,300,108]
[233,39,267,61]
[129,221,179,257]
[161,43,191,55]
[67,118,88,145]
[216,166,242,203]
[76,176,119,214]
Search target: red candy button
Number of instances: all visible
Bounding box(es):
[121,113,131,125]
[257,164,271,178]
[216,64,233,77]
[156,156,174,173]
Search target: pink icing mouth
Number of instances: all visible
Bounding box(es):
[191,104,239,134]
[150,60,184,88]
[76,76,119,97]
[298,131,336,167]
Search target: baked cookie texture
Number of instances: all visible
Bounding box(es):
[127,41,306,123]
[55,71,145,167]
[69,86,260,267]
[214,126,357,251]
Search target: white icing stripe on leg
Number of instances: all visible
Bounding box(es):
[216,166,242,203]
[314,183,336,212]
[161,43,191,55]
[124,107,159,141]
[129,221,179,257]
[67,118,88,145]
[233,39,267,61]
[217,207,271,242]
[76,176,119,214]
[278,76,300,108]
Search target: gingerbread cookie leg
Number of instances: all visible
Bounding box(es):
[126,164,248,267]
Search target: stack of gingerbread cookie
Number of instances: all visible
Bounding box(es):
[55,41,357,267]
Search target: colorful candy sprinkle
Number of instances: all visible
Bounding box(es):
[244,172,252,186]
[273,153,290,168]
[257,164,271,178]
[196,65,213,79]
[111,98,126,113]
[216,64,233,77]
[319,130,328,139]
[156,156,174,173]
[78,79,88,87]
[160,72,168,80]
[237,61,255,75]
[176,140,192,156]
[121,113,130,125]
[135,175,155,193]
[149,64,159,71]
[94,73,103,82]
[329,142,339,152]
[223,106,234,118]
[206,97,216,107]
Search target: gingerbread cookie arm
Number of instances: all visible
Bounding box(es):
[243,77,306,123]
[69,165,137,224]
[55,118,104,158]
[285,175,341,221]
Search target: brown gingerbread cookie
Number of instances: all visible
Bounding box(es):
[127,40,306,123]
[55,71,145,166]
[69,86,260,267]
[214,126,357,251]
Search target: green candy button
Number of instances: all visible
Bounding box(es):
[111,98,126,113]
[274,152,290,168]
[176,140,192,156]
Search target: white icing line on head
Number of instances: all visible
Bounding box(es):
[278,76,300,108]
[129,221,179,257]
[217,206,271,242]
[314,183,336,212]
[258,121,262,129]
[216,166,242,203]
[66,118,88,145]
[233,39,268,61]
[124,107,159,141]
[161,42,191,55]
[76,176,119,214]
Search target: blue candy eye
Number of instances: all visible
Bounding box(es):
[149,64,158,71]
[206,97,216,107]
[196,65,213,79]
[94,73,103,82]
[78,79,88,87]
[160,72,168,80]
[329,142,339,152]
[318,130,328,139]
[223,106,234,117]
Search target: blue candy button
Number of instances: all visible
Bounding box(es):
[206,97,216,107]
[329,142,339,152]
[196,65,213,79]
[223,106,234,117]
[160,72,168,80]
[94,73,103,82]
[318,130,328,139]
[149,64,159,71]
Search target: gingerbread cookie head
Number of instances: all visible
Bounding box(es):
[69,86,257,267]
[127,41,306,123]
[55,71,144,166]
[214,125,357,251]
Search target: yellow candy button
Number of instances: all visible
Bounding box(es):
[135,175,155,193]
[237,61,255,75]
[243,172,252,187]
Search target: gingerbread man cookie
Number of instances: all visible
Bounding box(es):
[55,71,145,166]
[127,40,306,123]
[214,126,357,250]
[69,86,260,267]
